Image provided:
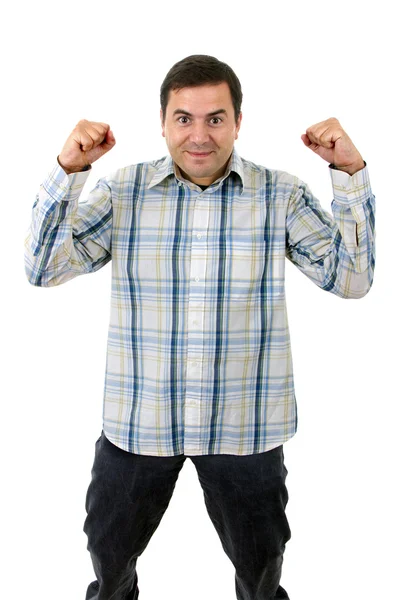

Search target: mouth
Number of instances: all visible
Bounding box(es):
[186,151,213,158]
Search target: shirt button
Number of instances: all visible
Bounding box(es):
[197,233,202,239]
[192,362,198,368]
[192,319,198,325]
[195,276,200,282]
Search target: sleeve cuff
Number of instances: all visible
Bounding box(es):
[329,161,372,207]
[41,161,92,203]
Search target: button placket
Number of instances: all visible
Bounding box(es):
[184,194,210,452]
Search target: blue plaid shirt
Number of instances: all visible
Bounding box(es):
[24,148,375,456]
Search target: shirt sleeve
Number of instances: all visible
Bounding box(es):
[24,162,112,287]
[285,164,375,298]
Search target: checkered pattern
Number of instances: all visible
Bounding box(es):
[24,148,375,456]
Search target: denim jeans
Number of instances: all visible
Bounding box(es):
[83,431,291,600]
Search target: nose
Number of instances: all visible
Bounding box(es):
[189,122,210,146]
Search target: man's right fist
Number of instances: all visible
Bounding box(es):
[58,119,116,174]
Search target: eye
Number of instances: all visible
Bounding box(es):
[210,117,222,125]
[178,116,190,124]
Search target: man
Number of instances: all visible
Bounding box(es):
[24,55,375,600]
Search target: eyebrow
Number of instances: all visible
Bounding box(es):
[172,109,228,117]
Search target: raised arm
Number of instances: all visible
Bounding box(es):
[285,117,375,298]
[24,120,116,287]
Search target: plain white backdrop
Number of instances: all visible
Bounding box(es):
[2,1,399,598]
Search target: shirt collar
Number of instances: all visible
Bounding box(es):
[148,147,246,194]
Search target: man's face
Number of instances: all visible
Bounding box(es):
[161,82,242,186]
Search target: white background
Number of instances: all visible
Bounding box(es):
[2,1,399,598]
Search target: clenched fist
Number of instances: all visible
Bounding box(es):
[58,119,116,174]
[301,117,364,176]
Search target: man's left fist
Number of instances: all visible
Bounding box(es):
[301,117,365,175]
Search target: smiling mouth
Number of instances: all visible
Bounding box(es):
[187,151,213,158]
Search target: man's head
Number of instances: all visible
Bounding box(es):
[160,55,243,186]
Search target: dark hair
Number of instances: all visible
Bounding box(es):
[160,55,243,123]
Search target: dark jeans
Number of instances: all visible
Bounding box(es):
[83,432,291,600]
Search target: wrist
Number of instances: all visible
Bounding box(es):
[57,155,91,175]
[330,159,366,176]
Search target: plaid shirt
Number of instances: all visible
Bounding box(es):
[24,148,375,456]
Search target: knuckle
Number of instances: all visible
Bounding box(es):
[92,130,103,142]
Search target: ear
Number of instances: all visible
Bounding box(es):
[235,112,243,140]
[160,108,165,138]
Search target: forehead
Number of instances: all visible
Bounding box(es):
[166,82,234,116]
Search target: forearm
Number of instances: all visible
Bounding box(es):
[286,164,375,299]
[24,163,111,286]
